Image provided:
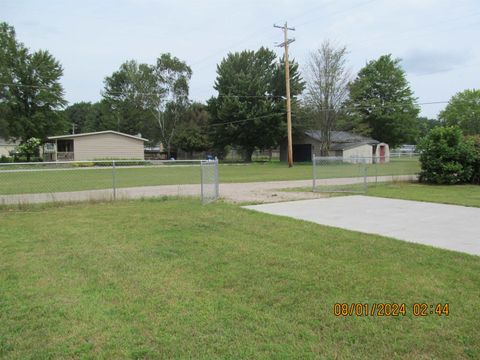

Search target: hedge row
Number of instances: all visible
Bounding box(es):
[418,126,480,185]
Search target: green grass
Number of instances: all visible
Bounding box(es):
[0,158,420,195]
[289,181,480,208]
[0,199,478,359]
[364,182,480,207]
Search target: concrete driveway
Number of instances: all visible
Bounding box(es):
[244,195,480,256]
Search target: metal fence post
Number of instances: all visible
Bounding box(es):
[312,155,316,192]
[112,160,116,200]
[200,161,204,204]
[363,163,368,192]
[214,159,219,198]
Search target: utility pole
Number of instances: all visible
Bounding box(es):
[274,22,295,167]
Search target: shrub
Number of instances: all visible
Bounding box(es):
[15,138,42,162]
[72,162,95,168]
[418,126,477,184]
[0,155,14,163]
[467,135,480,184]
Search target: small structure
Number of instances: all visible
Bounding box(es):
[0,137,18,157]
[45,130,148,161]
[280,130,389,163]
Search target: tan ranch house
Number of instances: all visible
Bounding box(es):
[44,130,148,161]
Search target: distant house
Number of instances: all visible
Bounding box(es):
[0,137,18,157]
[280,131,389,163]
[44,130,148,161]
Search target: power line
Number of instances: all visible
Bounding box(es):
[0,82,64,90]
[0,82,289,100]
[291,100,450,115]
[198,99,450,131]
[209,112,287,127]
[206,101,450,130]
[1,82,450,108]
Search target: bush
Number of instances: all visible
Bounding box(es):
[13,155,43,163]
[467,135,480,184]
[0,155,14,163]
[16,137,41,162]
[418,126,477,184]
[72,162,95,168]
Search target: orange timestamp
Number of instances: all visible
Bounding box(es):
[333,303,449,317]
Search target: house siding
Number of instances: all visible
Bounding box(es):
[343,144,373,163]
[0,138,18,157]
[73,133,145,160]
[0,144,16,157]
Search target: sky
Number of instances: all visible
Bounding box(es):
[2,0,479,118]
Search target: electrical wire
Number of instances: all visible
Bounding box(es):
[0,82,289,100]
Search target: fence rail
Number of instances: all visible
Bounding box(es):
[312,154,420,193]
[0,159,220,205]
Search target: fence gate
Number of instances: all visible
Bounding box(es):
[200,159,219,204]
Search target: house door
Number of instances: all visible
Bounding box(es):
[379,145,385,163]
[293,144,312,162]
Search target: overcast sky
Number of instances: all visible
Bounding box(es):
[3,0,479,118]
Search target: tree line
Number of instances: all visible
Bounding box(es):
[1,21,479,162]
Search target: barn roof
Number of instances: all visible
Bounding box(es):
[304,130,380,145]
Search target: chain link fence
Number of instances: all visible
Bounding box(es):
[312,154,420,193]
[0,159,220,205]
[200,159,219,204]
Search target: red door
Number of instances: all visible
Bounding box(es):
[379,145,385,163]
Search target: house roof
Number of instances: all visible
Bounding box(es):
[304,130,380,145]
[47,130,148,142]
[329,142,374,151]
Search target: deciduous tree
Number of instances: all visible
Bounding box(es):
[305,41,351,154]
[347,54,419,148]
[173,103,210,156]
[103,60,157,141]
[102,54,192,153]
[0,22,67,141]
[439,89,480,135]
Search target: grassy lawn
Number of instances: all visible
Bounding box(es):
[0,158,419,195]
[288,182,480,208]
[0,199,478,359]
[363,182,480,207]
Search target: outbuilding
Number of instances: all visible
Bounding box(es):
[280,130,389,163]
[45,130,148,161]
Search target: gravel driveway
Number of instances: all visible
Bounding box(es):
[0,175,416,205]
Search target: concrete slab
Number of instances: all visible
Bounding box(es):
[244,196,480,256]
